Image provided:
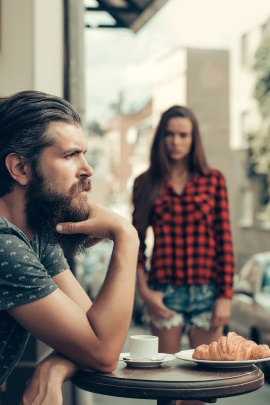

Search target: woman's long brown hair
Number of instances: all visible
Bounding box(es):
[132,105,209,235]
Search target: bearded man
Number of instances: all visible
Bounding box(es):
[0,91,139,404]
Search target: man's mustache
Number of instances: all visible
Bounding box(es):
[76,178,92,194]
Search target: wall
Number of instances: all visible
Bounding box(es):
[231,150,270,268]
[187,48,230,178]
[0,2,71,403]
[33,0,63,95]
[0,0,63,96]
[119,101,152,192]
[153,47,187,127]
[229,11,270,267]
[230,5,270,150]
[186,48,237,245]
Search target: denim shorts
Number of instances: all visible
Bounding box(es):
[142,283,216,331]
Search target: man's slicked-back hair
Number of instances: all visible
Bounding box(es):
[0,90,81,196]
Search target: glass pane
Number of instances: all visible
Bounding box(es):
[262,262,270,290]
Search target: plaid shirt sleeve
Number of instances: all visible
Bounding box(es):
[213,171,236,299]
[132,178,147,269]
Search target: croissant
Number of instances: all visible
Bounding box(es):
[193,332,270,361]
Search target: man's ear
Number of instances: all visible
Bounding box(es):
[5,153,32,186]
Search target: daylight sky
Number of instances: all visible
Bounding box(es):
[84,0,270,124]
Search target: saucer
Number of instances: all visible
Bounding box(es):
[119,353,175,368]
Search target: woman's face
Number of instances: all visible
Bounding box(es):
[164,117,193,162]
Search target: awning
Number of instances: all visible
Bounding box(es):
[85,0,169,33]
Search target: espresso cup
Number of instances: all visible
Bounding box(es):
[129,335,159,359]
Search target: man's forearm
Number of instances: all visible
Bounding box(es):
[38,352,80,383]
[136,266,150,299]
[86,226,139,350]
[54,204,140,369]
[20,352,79,405]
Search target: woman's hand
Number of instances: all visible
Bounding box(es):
[143,289,176,320]
[211,298,231,329]
[136,267,175,320]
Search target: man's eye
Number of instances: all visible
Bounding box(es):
[65,153,75,159]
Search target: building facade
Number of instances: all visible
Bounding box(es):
[230,13,270,267]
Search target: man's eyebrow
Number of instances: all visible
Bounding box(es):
[63,147,88,155]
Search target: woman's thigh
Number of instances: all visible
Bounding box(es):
[188,326,223,348]
[150,323,183,354]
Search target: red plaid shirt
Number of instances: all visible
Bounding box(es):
[132,168,235,299]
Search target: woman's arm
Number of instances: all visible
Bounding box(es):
[211,298,231,328]
[213,171,236,300]
[132,177,175,320]
[137,267,176,319]
[211,171,235,328]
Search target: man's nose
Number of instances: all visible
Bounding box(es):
[81,156,94,177]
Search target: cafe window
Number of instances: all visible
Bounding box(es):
[241,259,261,295]
[241,110,250,144]
[239,187,254,228]
[241,33,248,65]
[262,20,270,38]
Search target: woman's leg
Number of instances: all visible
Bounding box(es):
[150,324,183,405]
[188,326,223,348]
[150,323,183,354]
[180,326,223,405]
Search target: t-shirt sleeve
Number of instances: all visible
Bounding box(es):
[0,234,58,311]
[39,239,69,278]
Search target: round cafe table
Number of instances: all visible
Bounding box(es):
[71,357,264,404]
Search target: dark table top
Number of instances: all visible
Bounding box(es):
[71,358,264,403]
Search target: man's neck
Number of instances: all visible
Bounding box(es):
[0,189,34,240]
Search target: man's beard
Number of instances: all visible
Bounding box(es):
[25,172,93,257]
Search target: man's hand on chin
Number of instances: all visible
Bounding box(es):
[20,352,79,405]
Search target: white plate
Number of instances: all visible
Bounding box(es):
[175,349,270,368]
[119,353,175,368]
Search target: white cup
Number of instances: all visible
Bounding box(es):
[129,335,159,359]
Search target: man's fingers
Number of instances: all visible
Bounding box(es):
[56,223,73,233]
[56,222,86,234]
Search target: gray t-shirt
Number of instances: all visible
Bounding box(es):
[0,217,69,385]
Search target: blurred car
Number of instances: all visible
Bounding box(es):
[228,252,270,380]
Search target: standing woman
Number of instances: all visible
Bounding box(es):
[132,106,235,404]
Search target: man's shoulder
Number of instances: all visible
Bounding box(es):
[0,216,10,231]
[0,217,30,243]
[0,217,34,260]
